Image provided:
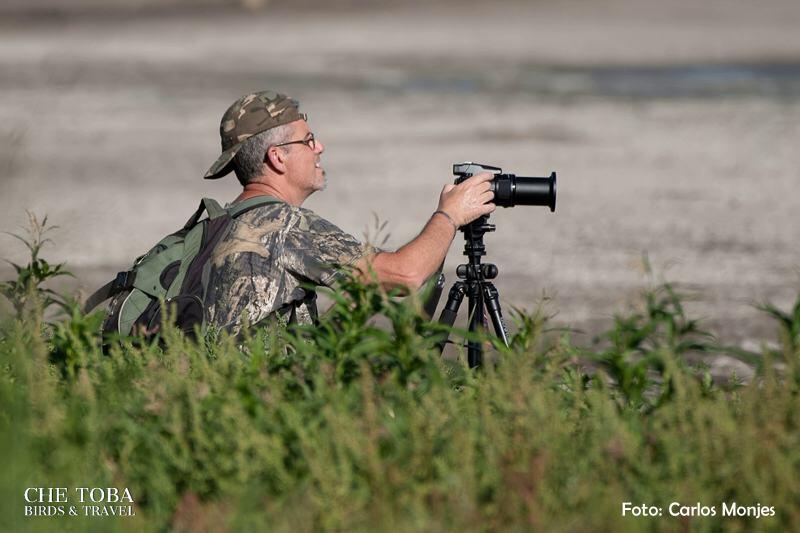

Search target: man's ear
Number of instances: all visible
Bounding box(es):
[265,146,288,174]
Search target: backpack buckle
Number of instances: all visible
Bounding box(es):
[112,270,136,293]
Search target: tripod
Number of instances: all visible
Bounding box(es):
[431,214,510,368]
[420,162,556,367]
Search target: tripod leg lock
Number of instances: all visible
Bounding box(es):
[439,282,466,328]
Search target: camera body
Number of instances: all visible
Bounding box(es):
[453,162,556,211]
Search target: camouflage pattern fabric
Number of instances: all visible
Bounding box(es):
[204,90,307,180]
[205,200,372,333]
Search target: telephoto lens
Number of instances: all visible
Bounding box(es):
[490,172,557,210]
[453,162,557,212]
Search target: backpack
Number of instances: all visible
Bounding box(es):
[85,196,281,339]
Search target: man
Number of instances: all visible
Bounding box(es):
[202,90,495,333]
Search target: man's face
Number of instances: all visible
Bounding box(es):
[282,119,326,195]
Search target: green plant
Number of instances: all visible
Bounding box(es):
[716,293,800,378]
[0,211,72,317]
[757,295,800,359]
[4,224,800,531]
[587,282,715,412]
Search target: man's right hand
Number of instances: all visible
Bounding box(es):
[436,172,496,227]
[356,172,497,292]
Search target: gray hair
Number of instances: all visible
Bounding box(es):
[230,124,292,186]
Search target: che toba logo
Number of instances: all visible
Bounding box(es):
[25,487,135,518]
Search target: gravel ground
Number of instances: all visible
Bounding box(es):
[1,0,799,356]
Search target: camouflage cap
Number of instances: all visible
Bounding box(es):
[204,90,307,180]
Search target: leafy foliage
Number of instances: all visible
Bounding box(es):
[2,222,800,532]
[0,212,72,317]
[589,282,716,412]
[757,296,800,359]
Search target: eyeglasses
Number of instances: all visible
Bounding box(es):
[273,133,316,151]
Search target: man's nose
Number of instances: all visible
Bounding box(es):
[314,138,325,154]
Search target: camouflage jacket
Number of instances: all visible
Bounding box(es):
[204,198,370,333]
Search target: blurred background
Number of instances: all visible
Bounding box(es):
[1,0,799,351]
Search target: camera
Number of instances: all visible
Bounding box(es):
[453,162,556,211]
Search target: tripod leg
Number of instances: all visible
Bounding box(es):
[467,281,484,368]
[482,282,510,347]
[436,282,466,353]
[422,272,446,319]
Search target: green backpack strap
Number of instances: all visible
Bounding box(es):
[226,195,284,218]
[183,198,226,230]
[84,277,121,313]
[203,198,226,219]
